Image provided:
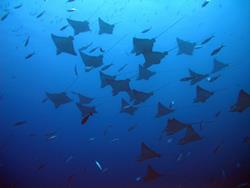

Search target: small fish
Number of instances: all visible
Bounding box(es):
[167,138,173,143]
[118,64,128,72]
[101,63,113,71]
[36,11,45,18]
[81,112,93,125]
[47,135,57,140]
[25,52,35,59]
[211,45,224,56]
[88,137,96,142]
[45,131,57,140]
[111,138,119,143]
[141,27,152,34]
[135,176,142,182]
[65,155,73,163]
[79,43,92,51]
[14,4,23,9]
[67,8,77,12]
[1,12,9,21]
[176,153,183,162]
[13,121,28,127]
[201,36,214,45]
[60,24,69,31]
[202,0,210,8]
[24,36,30,47]
[215,111,221,117]
[89,47,99,53]
[95,160,102,171]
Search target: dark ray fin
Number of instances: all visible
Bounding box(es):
[46,92,72,108]
[51,34,77,56]
[120,98,138,115]
[194,85,214,103]
[109,79,131,96]
[131,38,155,56]
[165,118,189,135]
[176,38,196,55]
[230,89,250,112]
[180,69,208,85]
[76,103,97,116]
[137,65,156,80]
[99,71,116,88]
[72,92,94,104]
[143,165,162,182]
[130,89,153,105]
[211,59,228,73]
[79,51,103,68]
[67,18,90,35]
[98,17,115,35]
[178,126,202,145]
[156,102,174,118]
[143,51,168,68]
[137,143,160,162]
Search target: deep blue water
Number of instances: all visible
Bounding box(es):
[1,0,250,188]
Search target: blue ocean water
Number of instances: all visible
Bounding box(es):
[1,0,250,187]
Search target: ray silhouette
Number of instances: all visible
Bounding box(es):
[137,142,160,162]
[51,34,77,56]
[230,89,250,112]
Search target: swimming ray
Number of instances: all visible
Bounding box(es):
[120,98,138,115]
[79,51,103,68]
[98,17,115,35]
[131,38,155,56]
[109,79,132,96]
[156,102,174,118]
[143,51,168,68]
[230,89,250,112]
[99,71,116,88]
[51,34,77,56]
[176,37,196,55]
[72,92,94,104]
[211,59,229,74]
[137,65,156,80]
[67,18,90,35]
[137,142,160,162]
[180,69,208,85]
[194,85,214,103]
[165,118,189,135]
[178,126,202,145]
[129,89,153,105]
[76,103,97,116]
[45,92,72,108]
[143,165,162,182]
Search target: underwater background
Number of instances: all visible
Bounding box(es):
[1,0,250,188]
